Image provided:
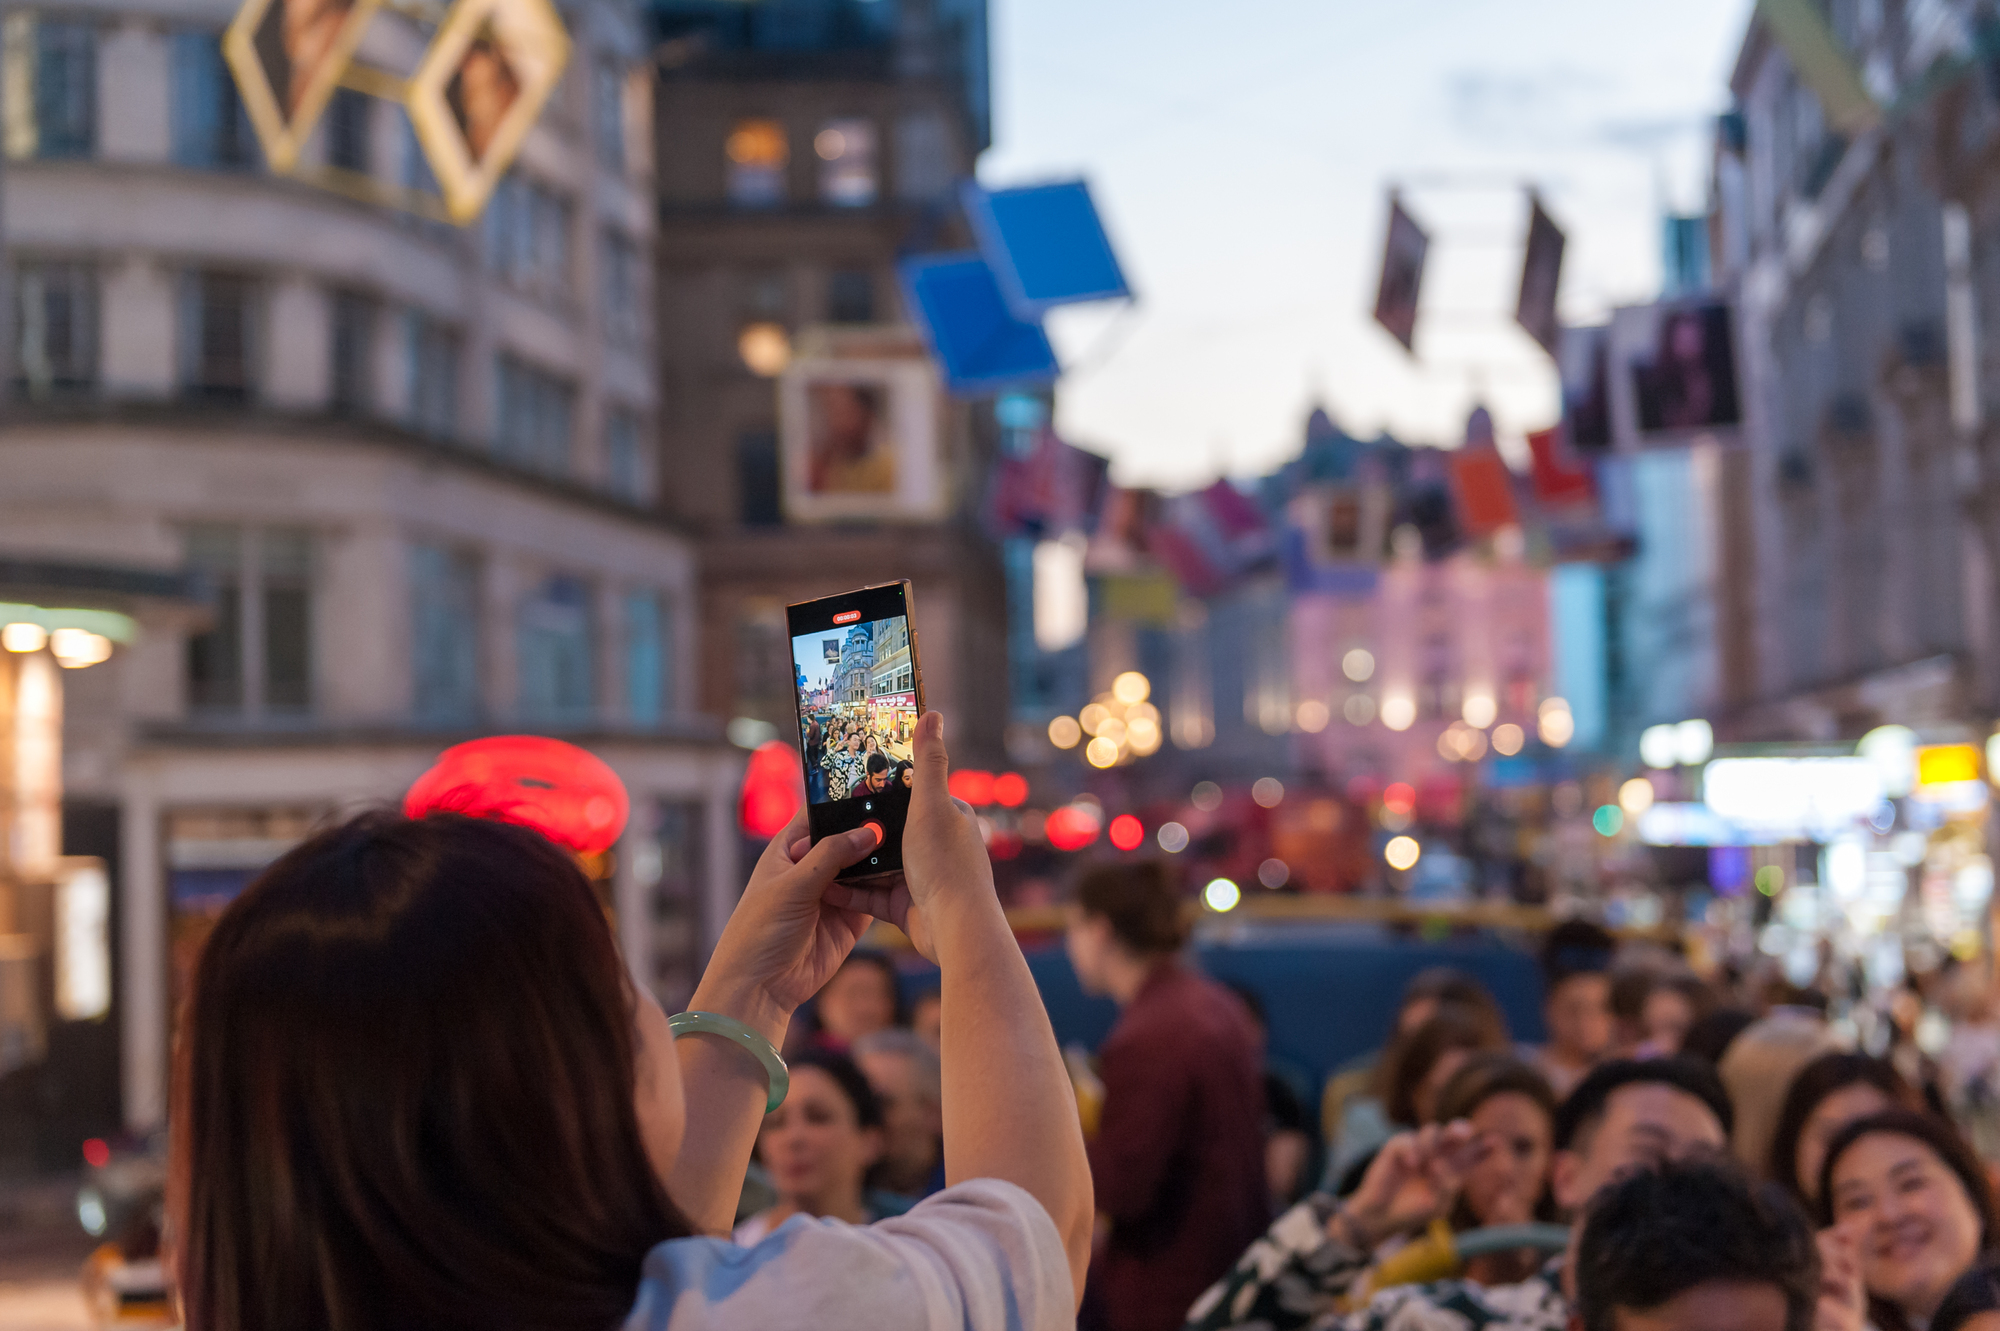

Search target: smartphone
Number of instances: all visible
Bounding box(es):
[787,580,923,881]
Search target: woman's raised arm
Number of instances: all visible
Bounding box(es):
[825,713,1095,1301]
[669,817,881,1234]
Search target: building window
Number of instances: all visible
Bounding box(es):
[400,108,438,193]
[827,268,874,324]
[185,525,242,711]
[178,271,256,402]
[325,87,370,174]
[725,118,787,207]
[3,15,96,160]
[601,228,645,346]
[518,574,594,723]
[170,30,254,169]
[410,542,481,723]
[405,311,458,439]
[261,528,312,710]
[736,428,780,526]
[815,119,876,206]
[644,800,706,1010]
[13,260,95,396]
[493,354,574,476]
[483,174,573,303]
[743,269,787,321]
[591,60,624,171]
[184,524,314,717]
[605,410,648,502]
[625,589,667,727]
[328,290,372,416]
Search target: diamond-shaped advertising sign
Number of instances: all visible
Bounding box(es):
[405,0,570,224]
[223,0,384,173]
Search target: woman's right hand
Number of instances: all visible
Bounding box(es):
[690,812,884,1038]
[824,711,994,963]
[1337,1122,1480,1249]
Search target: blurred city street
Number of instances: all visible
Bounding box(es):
[12,0,2000,1322]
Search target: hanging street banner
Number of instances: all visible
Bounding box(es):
[1515,194,1565,356]
[406,0,570,223]
[222,0,569,223]
[223,0,384,173]
[1372,193,1428,353]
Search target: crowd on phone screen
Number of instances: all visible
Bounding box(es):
[159,710,2000,1331]
[801,712,914,803]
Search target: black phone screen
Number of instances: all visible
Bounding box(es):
[787,581,920,879]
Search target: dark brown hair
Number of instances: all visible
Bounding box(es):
[1768,1053,1921,1204]
[171,811,690,1331]
[1434,1052,1559,1228]
[1377,1005,1509,1127]
[1434,1050,1557,1125]
[1074,860,1188,955]
[1818,1109,2000,1331]
[1400,966,1505,1030]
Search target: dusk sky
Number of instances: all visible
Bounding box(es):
[977,0,1757,490]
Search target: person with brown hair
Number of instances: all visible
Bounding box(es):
[1767,1053,1923,1208]
[1819,1109,2000,1331]
[1377,1007,1511,1132]
[1065,860,1267,1331]
[170,711,1091,1331]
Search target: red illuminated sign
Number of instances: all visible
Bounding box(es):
[404,735,630,854]
[833,610,861,624]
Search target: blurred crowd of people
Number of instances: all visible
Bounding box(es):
[783,856,2000,1331]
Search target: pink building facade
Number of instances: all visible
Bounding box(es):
[1291,545,1554,797]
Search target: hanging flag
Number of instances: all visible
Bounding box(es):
[1373,194,1429,353]
[1527,424,1597,510]
[1755,0,1880,136]
[1515,195,1566,355]
[1448,446,1519,538]
[1085,485,1152,574]
[989,429,1110,539]
[1146,519,1224,598]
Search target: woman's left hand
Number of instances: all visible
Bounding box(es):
[689,812,885,1041]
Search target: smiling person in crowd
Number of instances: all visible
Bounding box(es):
[735,1051,888,1246]
[1187,1058,1732,1331]
[1818,1109,1998,1331]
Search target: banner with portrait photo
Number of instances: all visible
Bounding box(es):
[1515,195,1565,356]
[780,345,946,523]
[224,0,383,172]
[406,0,570,223]
[1373,195,1429,353]
[1607,299,1743,450]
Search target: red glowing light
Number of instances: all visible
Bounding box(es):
[992,771,1030,808]
[833,610,861,624]
[949,769,997,806]
[1044,805,1102,852]
[82,1138,110,1169]
[404,736,631,854]
[1382,782,1417,815]
[1108,814,1144,851]
[738,741,807,839]
[988,831,1023,860]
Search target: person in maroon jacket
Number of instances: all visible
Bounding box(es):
[1066,861,1268,1331]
